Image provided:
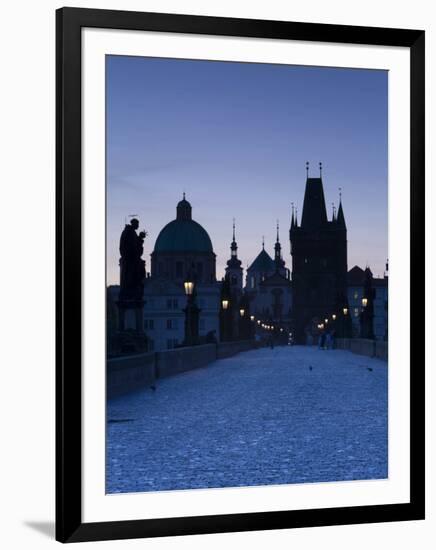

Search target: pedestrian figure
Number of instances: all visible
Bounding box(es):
[318,332,326,349]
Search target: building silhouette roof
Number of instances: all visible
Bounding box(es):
[247,249,275,273]
[301,177,328,229]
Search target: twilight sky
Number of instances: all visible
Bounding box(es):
[106,55,388,285]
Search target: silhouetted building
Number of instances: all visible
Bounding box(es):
[290,165,347,343]
[245,226,292,329]
[347,264,388,340]
[143,195,220,351]
[221,221,245,340]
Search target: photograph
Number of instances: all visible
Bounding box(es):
[105,55,389,495]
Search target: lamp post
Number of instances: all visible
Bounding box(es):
[183,278,200,346]
[238,295,251,340]
[359,268,375,339]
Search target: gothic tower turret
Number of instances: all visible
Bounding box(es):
[290,162,348,343]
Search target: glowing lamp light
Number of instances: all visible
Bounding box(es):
[184,280,194,296]
[240,308,245,317]
[325,318,328,324]
[250,315,255,321]
[257,320,261,325]
[362,297,368,307]
[221,299,229,310]
[332,314,337,321]
[343,307,348,315]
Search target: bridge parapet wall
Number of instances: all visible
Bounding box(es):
[216,340,255,359]
[335,338,388,361]
[107,352,156,399]
[107,341,254,398]
[155,344,217,379]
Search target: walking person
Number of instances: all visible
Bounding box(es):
[318,331,326,350]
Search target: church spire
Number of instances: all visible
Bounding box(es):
[230,218,238,258]
[274,221,284,271]
[226,218,242,274]
[337,188,346,229]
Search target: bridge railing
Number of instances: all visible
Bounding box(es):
[107,340,256,399]
[335,338,388,361]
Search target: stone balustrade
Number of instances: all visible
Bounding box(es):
[107,340,256,399]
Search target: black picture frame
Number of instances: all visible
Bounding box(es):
[56,7,425,543]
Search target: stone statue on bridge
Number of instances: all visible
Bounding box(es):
[115,218,148,353]
[119,218,147,301]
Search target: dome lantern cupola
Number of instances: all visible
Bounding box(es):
[176,193,192,221]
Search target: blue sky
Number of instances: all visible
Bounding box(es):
[106,56,388,284]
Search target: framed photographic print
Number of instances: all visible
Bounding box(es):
[56,7,425,543]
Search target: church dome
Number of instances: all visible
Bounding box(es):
[153,195,214,254]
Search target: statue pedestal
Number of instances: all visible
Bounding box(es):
[117,300,144,332]
[113,300,148,355]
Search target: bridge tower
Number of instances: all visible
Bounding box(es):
[290,163,347,343]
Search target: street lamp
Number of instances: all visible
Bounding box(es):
[183,278,200,346]
[343,307,348,315]
[325,318,328,324]
[332,314,337,321]
[250,315,255,321]
[257,319,261,325]
[240,308,245,317]
[221,299,229,310]
[184,280,194,296]
[362,297,368,307]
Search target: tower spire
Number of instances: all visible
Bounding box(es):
[306,161,309,179]
[262,235,265,250]
[274,220,283,270]
[230,218,238,258]
[337,189,346,228]
[319,161,322,178]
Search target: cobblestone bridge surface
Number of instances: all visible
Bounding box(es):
[107,346,387,494]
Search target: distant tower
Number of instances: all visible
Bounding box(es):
[290,164,347,343]
[225,219,243,295]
